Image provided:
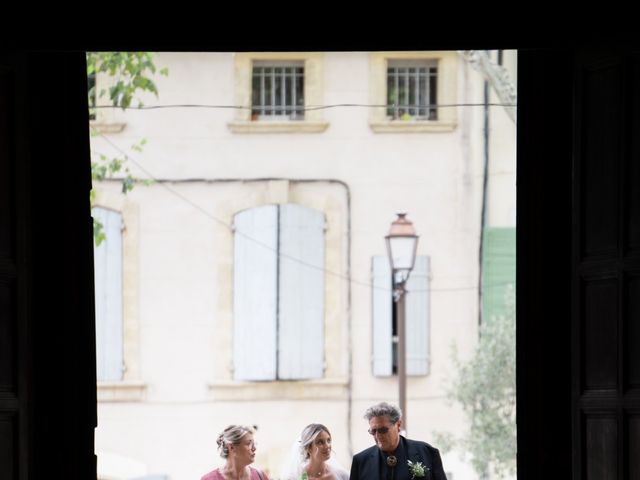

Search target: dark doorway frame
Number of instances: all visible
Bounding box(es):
[2,32,638,479]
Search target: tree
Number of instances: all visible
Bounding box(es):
[434,286,516,479]
[87,52,168,244]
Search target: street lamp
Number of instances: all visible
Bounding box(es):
[385,213,419,433]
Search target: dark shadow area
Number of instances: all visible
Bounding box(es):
[1,29,638,478]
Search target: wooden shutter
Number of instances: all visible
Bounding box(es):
[277,204,325,380]
[92,207,124,381]
[372,255,393,376]
[372,255,429,376]
[406,256,430,376]
[233,205,278,380]
[482,227,516,323]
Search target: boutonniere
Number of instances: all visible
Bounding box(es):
[407,460,428,479]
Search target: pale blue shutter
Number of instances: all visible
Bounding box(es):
[372,256,393,376]
[92,207,124,381]
[406,256,430,375]
[233,205,278,380]
[277,204,325,379]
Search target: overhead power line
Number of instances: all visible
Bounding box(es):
[92,101,516,111]
[93,129,515,295]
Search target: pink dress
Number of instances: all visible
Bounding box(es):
[201,467,266,480]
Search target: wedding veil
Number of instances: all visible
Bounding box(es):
[278,437,349,480]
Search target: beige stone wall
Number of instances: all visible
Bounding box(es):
[487,49,518,228]
[91,50,516,480]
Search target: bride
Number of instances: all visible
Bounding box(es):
[283,424,349,480]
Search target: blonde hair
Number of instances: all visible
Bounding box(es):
[216,425,255,458]
[299,423,331,461]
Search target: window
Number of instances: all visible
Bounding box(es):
[228,52,327,133]
[92,200,145,401]
[233,203,325,381]
[251,62,304,121]
[93,207,124,382]
[369,51,457,132]
[371,255,430,376]
[387,60,438,120]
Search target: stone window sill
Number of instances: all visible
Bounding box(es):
[369,120,457,133]
[227,121,329,134]
[97,381,147,402]
[89,121,127,134]
[207,377,348,400]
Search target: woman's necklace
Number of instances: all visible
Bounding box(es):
[305,464,325,478]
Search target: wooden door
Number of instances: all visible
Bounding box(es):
[572,48,640,480]
[0,51,96,479]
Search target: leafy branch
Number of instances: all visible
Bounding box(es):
[87,52,167,245]
[434,286,516,479]
[87,52,168,110]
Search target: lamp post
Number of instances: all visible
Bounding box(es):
[385,213,419,433]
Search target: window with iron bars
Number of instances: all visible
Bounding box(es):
[387,60,438,120]
[251,61,304,120]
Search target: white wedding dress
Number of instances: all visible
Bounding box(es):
[280,441,350,480]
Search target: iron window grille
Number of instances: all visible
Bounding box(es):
[387,60,438,120]
[251,61,305,120]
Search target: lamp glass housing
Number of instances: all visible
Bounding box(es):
[385,213,419,285]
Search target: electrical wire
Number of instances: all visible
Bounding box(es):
[92,102,516,111]
[93,129,515,295]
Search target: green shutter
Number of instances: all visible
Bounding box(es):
[482,227,516,324]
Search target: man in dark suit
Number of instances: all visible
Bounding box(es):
[349,402,447,480]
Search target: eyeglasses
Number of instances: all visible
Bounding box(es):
[368,426,393,435]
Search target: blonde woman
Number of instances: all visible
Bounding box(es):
[284,424,349,480]
[201,425,269,480]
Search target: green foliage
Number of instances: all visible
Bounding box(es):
[87,52,166,245]
[87,52,168,110]
[93,216,106,247]
[435,286,516,479]
[90,138,148,192]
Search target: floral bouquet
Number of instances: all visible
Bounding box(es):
[407,459,428,479]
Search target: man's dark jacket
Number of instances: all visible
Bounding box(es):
[349,436,447,480]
